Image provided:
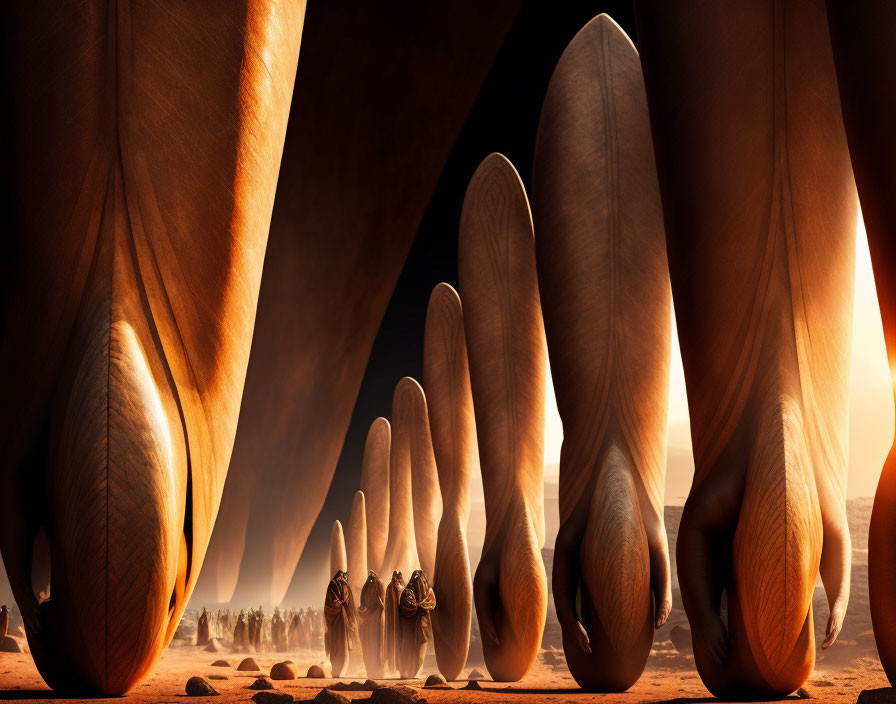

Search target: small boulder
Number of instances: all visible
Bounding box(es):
[464,680,481,690]
[330,681,367,691]
[796,688,811,699]
[369,684,425,704]
[249,677,275,690]
[0,636,22,653]
[306,664,327,678]
[364,680,381,690]
[313,689,351,704]
[185,676,219,696]
[211,660,230,667]
[423,674,445,687]
[467,669,485,680]
[252,692,295,704]
[669,625,693,654]
[238,657,262,671]
[270,661,298,680]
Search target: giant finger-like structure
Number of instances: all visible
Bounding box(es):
[460,154,548,682]
[408,382,442,579]
[0,0,305,694]
[532,15,670,692]
[195,1,527,608]
[362,419,392,575]
[424,283,477,681]
[636,1,856,697]
[827,1,896,685]
[347,491,368,597]
[331,522,347,577]
[382,379,422,580]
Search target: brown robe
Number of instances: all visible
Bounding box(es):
[325,573,359,676]
[384,572,404,674]
[271,612,286,651]
[288,612,302,649]
[0,605,8,638]
[359,572,386,678]
[196,609,210,647]
[398,571,436,678]
[233,613,248,650]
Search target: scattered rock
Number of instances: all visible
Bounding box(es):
[809,680,835,687]
[364,680,381,690]
[252,692,295,704]
[669,625,692,654]
[185,676,219,696]
[249,677,275,690]
[271,661,298,680]
[306,664,327,678]
[464,680,481,690]
[330,681,368,691]
[467,669,485,680]
[211,660,230,667]
[369,685,425,704]
[313,689,351,704]
[423,674,445,687]
[857,689,896,703]
[208,674,229,681]
[238,657,262,671]
[0,636,21,653]
[796,688,811,699]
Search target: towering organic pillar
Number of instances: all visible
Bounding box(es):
[362,419,391,575]
[424,283,476,681]
[0,0,306,694]
[407,380,442,579]
[532,14,671,692]
[827,1,896,686]
[330,521,348,577]
[198,0,527,608]
[381,379,421,579]
[459,154,548,682]
[347,491,368,597]
[636,1,856,697]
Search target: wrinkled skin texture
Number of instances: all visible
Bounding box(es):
[826,0,896,686]
[425,283,476,681]
[359,571,386,679]
[459,154,548,682]
[532,15,671,692]
[0,1,305,694]
[361,420,391,576]
[636,1,856,698]
[324,571,359,678]
[398,570,437,679]
[382,379,423,580]
[195,0,526,608]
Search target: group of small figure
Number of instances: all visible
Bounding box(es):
[194,605,325,654]
[324,568,436,680]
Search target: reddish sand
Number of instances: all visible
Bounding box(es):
[0,640,890,703]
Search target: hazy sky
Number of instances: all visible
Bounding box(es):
[541,216,894,504]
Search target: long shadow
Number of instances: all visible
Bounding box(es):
[0,691,111,701]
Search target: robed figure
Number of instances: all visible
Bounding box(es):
[196,607,210,647]
[359,571,386,678]
[271,608,287,651]
[0,604,8,638]
[384,570,404,674]
[324,570,359,676]
[233,610,248,650]
[398,570,436,678]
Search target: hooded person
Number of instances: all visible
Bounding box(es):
[196,607,210,647]
[271,607,286,651]
[398,570,436,678]
[288,610,302,649]
[234,610,248,650]
[384,570,404,675]
[0,604,8,638]
[359,570,386,678]
[324,570,360,676]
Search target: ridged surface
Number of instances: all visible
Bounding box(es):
[346,492,368,597]
[424,283,476,681]
[0,0,306,693]
[636,0,856,697]
[361,419,391,576]
[459,154,547,682]
[330,521,347,577]
[406,381,442,579]
[532,14,669,691]
[382,380,421,580]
